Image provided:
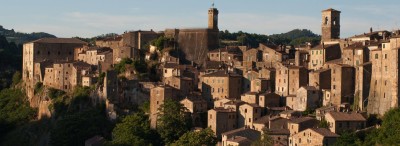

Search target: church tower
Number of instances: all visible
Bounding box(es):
[321,8,340,42]
[208,5,219,30]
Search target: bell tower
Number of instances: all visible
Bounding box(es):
[208,4,219,30]
[321,8,341,42]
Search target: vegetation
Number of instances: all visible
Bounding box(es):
[318,119,330,128]
[49,107,113,146]
[0,25,56,44]
[252,132,273,146]
[172,128,217,146]
[157,99,192,145]
[110,112,160,146]
[219,29,321,47]
[0,88,37,141]
[0,35,22,90]
[334,131,362,146]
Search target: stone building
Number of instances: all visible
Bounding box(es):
[250,78,271,93]
[321,8,341,42]
[150,85,179,129]
[342,42,369,67]
[355,62,371,111]
[309,68,331,90]
[96,30,159,63]
[288,117,319,136]
[42,61,93,92]
[367,37,400,115]
[308,44,341,70]
[23,38,87,102]
[289,128,339,146]
[324,111,366,134]
[164,7,219,65]
[201,70,242,102]
[258,92,281,108]
[240,92,259,105]
[164,76,194,97]
[207,46,243,63]
[243,69,259,92]
[330,64,355,107]
[76,46,113,72]
[180,93,208,127]
[259,43,290,68]
[238,103,263,128]
[221,128,260,146]
[286,86,320,111]
[275,64,308,97]
[208,108,237,138]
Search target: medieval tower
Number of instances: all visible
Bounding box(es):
[321,8,340,42]
[208,6,219,30]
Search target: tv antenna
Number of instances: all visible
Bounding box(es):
[211,0,215,8]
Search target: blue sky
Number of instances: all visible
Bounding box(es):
[1,0,400,38]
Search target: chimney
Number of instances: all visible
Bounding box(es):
[370,27,373,33]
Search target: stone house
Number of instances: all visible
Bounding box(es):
[309,68,331,90]
[201,70,242,102]
[342,42,369,67]
[243,69,259,92]
[315,106,336,120]
[288,86,320,111]
[250,78,271,93]
[208,108,238,138]
[275,65,308,97]
[279,110,302,119]
[150,85,179,129]
[207,46,243,63]
[23,38,87,102]
[289,128,339,146]
[324,111,366,134]
[238,103,263,128]
[241,92,259,105]
[258,92,281,108]
[180,93,208,127]
[308,44,341,70]
[221,128,261,146]
[288,117,319,136]
[330,64,355,107]
[259,43,290,68]
[164,76,194,97]
[367,37,400,115]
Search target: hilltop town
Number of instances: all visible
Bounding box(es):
[2,5,400,146]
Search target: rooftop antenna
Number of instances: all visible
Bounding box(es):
[211,0,215,8]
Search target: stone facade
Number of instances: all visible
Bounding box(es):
[321,8,341,42]
[324,111,366,134]
[150,86,179,129]
[238,103,263,128]
[23,38,87,104]
[201,70,242,102]
[289,128,338,146]
[208,108,237,138]
[330,64,355,107]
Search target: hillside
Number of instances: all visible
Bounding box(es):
[0,25,56,44]
[219,29,321,47]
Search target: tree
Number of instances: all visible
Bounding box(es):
[157,99,191,144]
[376,108,400,145]
[172,128,217,146]
[318,119,330,128]
[334,131,361,146]
[11,71,21,86]
[50,108,112,146]
[111,112,160,146]
[252,132,273,146]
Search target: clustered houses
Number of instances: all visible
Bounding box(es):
[21,5,400,146]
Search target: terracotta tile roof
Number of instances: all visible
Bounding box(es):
[212,107,236,113]
[289,117,318,125]
[226,136,252,143]
[310,44,340,50]
[265,128,290,135]
[310,128,339,137]
[204,61,224,69]
[221,127,261,141]
[30,38,87,44]
[326,111,366,121]
[344,42,366,50]
[202,70,241,77]
[300,86,318,91]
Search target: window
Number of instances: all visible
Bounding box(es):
[385,54,387,59]
[209,114,212,119]
[375,54,378,59]
[245,109,247,113]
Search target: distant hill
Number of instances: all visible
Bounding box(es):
[219,29,321,47]
[0,25,56,44]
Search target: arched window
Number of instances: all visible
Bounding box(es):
[333,17,337,26]
[324,17,328,25]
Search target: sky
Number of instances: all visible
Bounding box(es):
[1,0,400,38]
